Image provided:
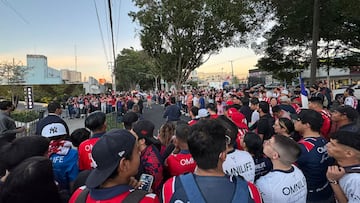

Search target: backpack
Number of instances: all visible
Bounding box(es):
[178,173,255,203]
[75,187,148,203]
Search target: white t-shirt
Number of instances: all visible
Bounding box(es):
[339,173,360,203]
[256,165,307,203]
[250,110,259,127]
[223,149,255,183]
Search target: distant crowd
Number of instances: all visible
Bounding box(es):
[0,81,359,203]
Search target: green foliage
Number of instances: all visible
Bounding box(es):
[115,48,157,91]
[11,110,39,123]
[130,0,262,89]
[255,0,360,80]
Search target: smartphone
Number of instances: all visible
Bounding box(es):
[138,174,154,192]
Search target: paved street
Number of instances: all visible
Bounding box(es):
[64,103,190,134]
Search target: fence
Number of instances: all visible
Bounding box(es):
[14,106,47,137]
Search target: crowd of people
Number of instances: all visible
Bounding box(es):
[0,81,359,203]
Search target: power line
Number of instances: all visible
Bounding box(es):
[93,0,109,62]
[1,0,29,24]
[108,0,117,92]
[115,1,122,52]
[200,55,257,69]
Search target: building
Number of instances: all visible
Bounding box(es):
[25,55,63,85]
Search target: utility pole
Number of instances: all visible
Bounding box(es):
[230,60,234,78]
[310,0,320,85]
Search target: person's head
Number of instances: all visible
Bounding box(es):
[0,156,61,203]
[158,122,175,146]
[122,112,139,130]
[47,101,62,114]
[273,118,294,136]
[270,97,278,107]
[231,94,241,105]
[85,129,139,189]
[241,97,250,106]
[0,136,49,176]
[258,101,270,114]
[331,105,359,123]
[197,108,210,119]
[308,96,324,109]
[132,120,155,146]
[85,111,107,132]
[271,105,282,118]
[310,84,319,92]
[0,101,14,112]
[250,98,259,111]
[70,128,91,147]
[327,131,360,164]
[206,103,217,114]
[344,88,355,97]
[294,109,323,134]
[263,134,301,166]
[189,106,199,118]
[40,123,68,140]
[131,104,140,113]
[216,115,239,147]
[188,119,227,170]
[174,124,191,149]
[242,132,263,158]
[170,97,176,104]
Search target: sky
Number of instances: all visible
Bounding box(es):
[0,0,260,82]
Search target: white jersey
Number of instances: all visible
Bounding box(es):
[339,173,360,203]
[344,96,358,109]
[256,165,307,203]
[223,149,255,183]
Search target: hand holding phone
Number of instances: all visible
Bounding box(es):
[138,174,154,192]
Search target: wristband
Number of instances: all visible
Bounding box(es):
[328,179,338,185]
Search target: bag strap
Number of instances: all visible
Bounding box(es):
[179,174,206,203]
[75,187,90,203]
[123,189,148,203]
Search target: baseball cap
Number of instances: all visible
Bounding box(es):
[333,105,359,121]
[41,123,67,138]
[226,100,234,106]
[281,89,289,95]
[86,129,136,189]
[279,96,290,103]
[196,109,210,119]
[227,108,248,129]
[132,120,155,139]
[331,130,360,151]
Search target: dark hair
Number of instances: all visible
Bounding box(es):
[206,103,217,112]
[47,101,61,113]
[278,118,295,134]
[85,111,106,131]
[159,122,175,146]
[122,112,139,130]
[70,128,90,147]
[170,97,176,104]
[0,156,61,203]
[0,136,49,175]
[273,134,301,165]
[250,97,259,105]
[190,106,199,116]
[272,105,282,113]
[216,115,239,146]
[346,88,354,96]
[175,124,191,142]
[330,130,360,151]
[298,109,323,132]
[188,120,226,170]
[0,101,12,111]
[241,97,250,106]
[259,101,270,113]
[243,132,263,159]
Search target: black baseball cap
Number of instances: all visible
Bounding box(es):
[85,129,136,188]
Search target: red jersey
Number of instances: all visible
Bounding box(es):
[319,109,331,141]
[187,119,198,126]
[69,186,159,203]
[210,114,218,119]
[78,137,100,170]
[165,151,196,177]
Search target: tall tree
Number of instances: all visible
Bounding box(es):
[115,48,156,90]
[255,0,360,83]
[130,0,263,89]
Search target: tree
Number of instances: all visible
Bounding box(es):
[0,60,31,104]
[255,0,360,83]
[130,0,264,89]
[115,48,157,90]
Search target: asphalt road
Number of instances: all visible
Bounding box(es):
[64,103,190,135]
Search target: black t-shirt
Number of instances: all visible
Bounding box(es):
[257,114,274,140]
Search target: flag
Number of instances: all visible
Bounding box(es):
[299,76,308,109]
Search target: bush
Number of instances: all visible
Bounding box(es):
[11,110,39,122]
